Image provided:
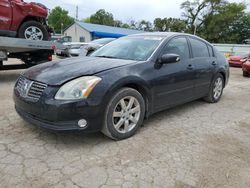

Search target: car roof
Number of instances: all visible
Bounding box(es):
[127,32,210,44]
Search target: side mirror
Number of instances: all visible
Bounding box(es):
[159,54,180,64]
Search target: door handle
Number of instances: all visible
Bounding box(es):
[187,64,194,70]
[212,61,217,65]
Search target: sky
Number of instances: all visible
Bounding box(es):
[28,0,250,22]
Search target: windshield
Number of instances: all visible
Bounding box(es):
[91,37,162,61]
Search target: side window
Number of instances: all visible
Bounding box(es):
[189,38,209,58]
[162,37,190,60]
[207,45,214,57]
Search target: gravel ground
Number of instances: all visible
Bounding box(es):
[0,60,250,188]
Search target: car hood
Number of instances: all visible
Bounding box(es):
[22,57,137,86]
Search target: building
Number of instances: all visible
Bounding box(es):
[63,21,144,42]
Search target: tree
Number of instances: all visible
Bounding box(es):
[121,23,130,29]
[137,20,153,31]
[154,18,166,31]
[114,20,123,27]
[48,6,74,34]
[82,17,91,23]
[89,9,114,26]
[154,18,187,32]
[226,12,250,43]
[180,0,224,33]
[201,2,247,43]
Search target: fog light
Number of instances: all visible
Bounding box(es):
[78,119,87,128]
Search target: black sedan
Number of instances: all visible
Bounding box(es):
[14,32,229,140]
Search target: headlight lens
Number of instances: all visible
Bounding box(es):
[55,76,101,100]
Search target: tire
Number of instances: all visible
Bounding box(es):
[243,71,249,77]
[18,21,49,41]
[203,74,224,103]
[102,88,145,140]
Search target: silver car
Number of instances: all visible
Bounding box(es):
[56,42,87,57]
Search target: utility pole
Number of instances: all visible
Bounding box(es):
[61,23,64,35]
[76,5,78,21]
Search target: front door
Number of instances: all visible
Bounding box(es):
[151,36,196,112]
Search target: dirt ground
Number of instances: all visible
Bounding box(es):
[0,59,250,188]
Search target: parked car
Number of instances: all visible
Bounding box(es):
[68,43,88,57]
[56,42,87,57]
[0,0,52,40]
[84,38,116,55]
[242,58,250,77]
[228,52,250,67]
[13,32,229,140]
[56,38,116,58]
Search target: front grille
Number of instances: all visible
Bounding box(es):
[16,77,47,102]
[16,76,25,92]
[28,81,47,101]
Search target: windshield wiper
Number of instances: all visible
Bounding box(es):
[95,55,118,59]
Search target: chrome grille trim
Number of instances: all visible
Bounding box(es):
[16,77,47,102]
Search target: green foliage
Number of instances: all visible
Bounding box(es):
[89,9,114,26]
[82,17,91,23]
[231,13,250,43]
[48,6,74,34]
[137,20,153,31]
[154,18,187,32]
[200,2,247,43]
[181,0,249,43]
[181,0,225,33]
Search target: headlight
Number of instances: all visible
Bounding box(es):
[55,76,101,100]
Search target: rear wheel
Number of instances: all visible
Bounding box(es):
[243,71,249,77]
[203,74,224,103]
[18,21,49,41]
[102,88,145,140]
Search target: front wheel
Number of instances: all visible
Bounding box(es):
[18,21,49,41]
[203,74,224,103]
[102,88,145,140]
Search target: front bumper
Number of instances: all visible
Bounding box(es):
[229,61,242,67]
[14,86,105,132]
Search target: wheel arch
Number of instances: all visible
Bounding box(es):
[216,70,226,88]
[17,16,46,32]
[102,77,153,119]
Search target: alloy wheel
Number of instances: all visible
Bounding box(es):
[24,26,43,40]
[213,77,223,100]
[112,96,141,134]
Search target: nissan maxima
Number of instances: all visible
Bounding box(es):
[14,32,229,140]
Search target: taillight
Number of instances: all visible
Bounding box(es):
[48,55,52,61]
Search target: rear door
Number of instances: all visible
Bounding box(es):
[188,37,216,97]
[0,0,12,30]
